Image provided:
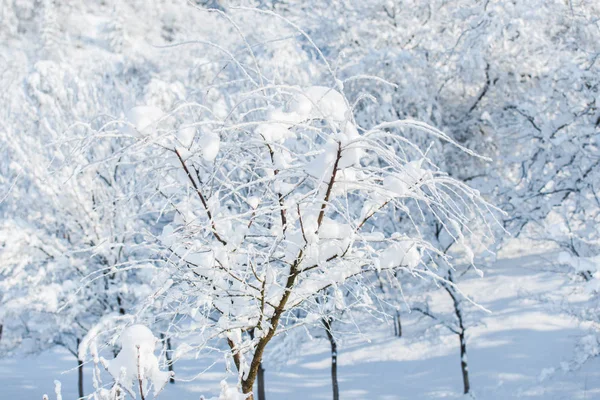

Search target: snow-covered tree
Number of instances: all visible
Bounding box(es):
[9,0,600,397]
[98,62,499,398]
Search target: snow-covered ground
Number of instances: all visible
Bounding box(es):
[3,253,597,400]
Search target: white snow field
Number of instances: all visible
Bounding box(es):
[3,253,597,400]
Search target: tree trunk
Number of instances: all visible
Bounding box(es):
[0,324,3,342]
[77,339,84,399]
[257,363,266,400]
[459,330,470,394]
[160,333,176,383]
[248,329,266,400]
[444,270,470,395]
[116,294,126,316]
[166,337,175,383]
[395,310,402,337]
[322,317,339,400]
[78,358,84,399]
[240,255,306,397]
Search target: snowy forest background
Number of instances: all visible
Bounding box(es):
[1,0,599,399]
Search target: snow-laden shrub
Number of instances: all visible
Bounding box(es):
[79,324,172,400]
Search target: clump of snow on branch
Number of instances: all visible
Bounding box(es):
[106,325,172,397]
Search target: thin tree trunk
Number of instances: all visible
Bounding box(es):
[395,310,402,337]
[322,317,339,400]
[160,333,176,384]
[116,294,126,316]
[78,358,84,399]
[458,330,470,394]
[166,337,175,383]
[77,339,84,399]
[113,295,125,358]
[0,324,3,342]
[248,329,266,400]
[257,363,266,400]
[444,271,470,395]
